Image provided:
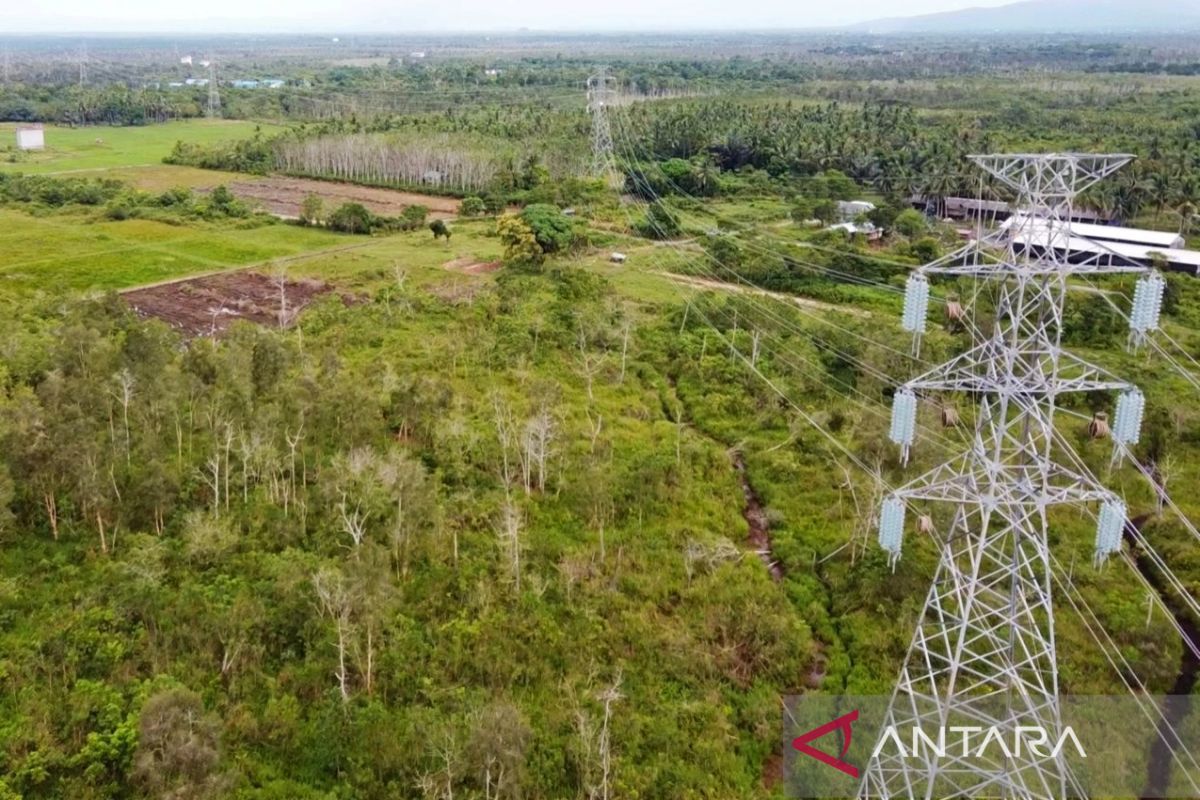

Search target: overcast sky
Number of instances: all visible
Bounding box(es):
[2,0,1017,33]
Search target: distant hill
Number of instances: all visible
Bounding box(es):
[851,0,1200,34]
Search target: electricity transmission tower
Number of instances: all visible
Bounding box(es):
[207,60,220,119]
[865,154,1156,799]
[586,66,616,176]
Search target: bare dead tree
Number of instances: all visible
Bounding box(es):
[496,496,524,592]
[271,263,289,329]
[492,394,517,491]
[284,424,304,516]
[338,492,370,552]
[576,324,607,404]
[585,409,603,454]
[110,368,135,466]
[597,671,624,800]
[312,566,354,702]
[521,403,556,495]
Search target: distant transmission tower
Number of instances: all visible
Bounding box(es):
[586,66,616,176]
[207,60,220,119]
[864,154,1158,799]
[78,44,87,88]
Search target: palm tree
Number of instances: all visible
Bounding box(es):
[1179,201,1197,237]
[1149,170,1174,223]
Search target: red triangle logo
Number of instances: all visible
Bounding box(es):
[792,709,860,779]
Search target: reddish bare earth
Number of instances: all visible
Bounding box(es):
[125,272,341,337]
[212,176,460,220]
[442,256,501,274]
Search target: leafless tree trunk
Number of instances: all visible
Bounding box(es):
[577,325,606,404]
[338,493,369,552]
[492,394,517,491]
[272,264,289,329]
[111,368,135,466]
[597,672,623,800]
[312,567,354,702]
[522,404,556,495]
[496,496,523,592]
[285,424,304,516]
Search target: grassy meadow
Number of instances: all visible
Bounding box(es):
[0,208,346,293]
[0,119,282,175]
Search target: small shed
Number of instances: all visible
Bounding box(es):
[610,252,627,264]
[827,221,882,241]
[16,124,45,151]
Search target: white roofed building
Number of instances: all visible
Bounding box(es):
[837,200,876,221]
[1001,214,1184,250]
[1001,215,1200,274]
[16,124,45,151]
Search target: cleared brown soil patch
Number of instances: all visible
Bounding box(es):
[442,256,501,274]
[125,271,339,337]
[215,176,460,220]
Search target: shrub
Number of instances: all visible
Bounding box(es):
[893,208,928,237]
[636,200,681,240]
[327,202,375,234]
[519,203,574,254]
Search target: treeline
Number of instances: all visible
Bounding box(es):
[276,133,500,193]
[0,172,264,224]
[618,98,1200,226]
[0,84,199,126]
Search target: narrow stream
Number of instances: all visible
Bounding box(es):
[731,451,784,582]
[1125,513,1200,799]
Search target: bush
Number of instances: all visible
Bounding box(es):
[400,204,429,230]
[911,237,941,262]
[327,202,375,234]
[202,185,249,219]
[634,200,681,240]
[300,193,324,226]
[893,208,928,237]
[461,196,486,216]
[519,203,575,254]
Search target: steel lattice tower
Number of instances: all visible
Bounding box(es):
[861,154,1148,799]
[586,67,616,176]
[207,61,220,119]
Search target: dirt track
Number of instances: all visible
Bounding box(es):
[215,176,461,220]
[125,272,342,337]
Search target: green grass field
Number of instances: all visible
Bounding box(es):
[0,119,282,175]
[0,208,348,293]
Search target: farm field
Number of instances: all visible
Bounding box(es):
[217,175,462,219]
[0,119,283,174]
[96,163,248,191]
[125,271,346,336]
